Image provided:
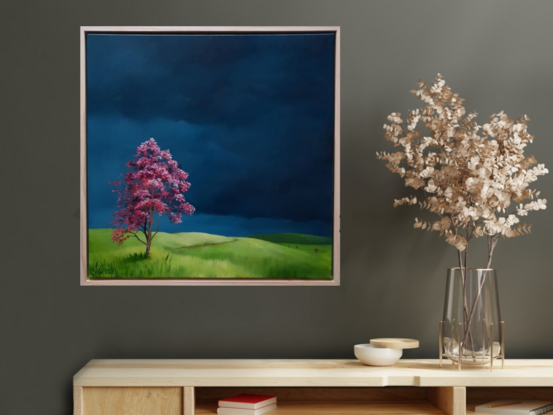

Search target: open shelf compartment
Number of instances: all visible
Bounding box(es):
[195,387,462,415]
[466,387,553,415]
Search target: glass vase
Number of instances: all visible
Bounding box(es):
[441,268,504,366]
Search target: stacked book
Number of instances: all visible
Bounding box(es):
[217,394,277,415]
[475,400,553,415]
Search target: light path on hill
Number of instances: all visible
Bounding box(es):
[170,238,239,251]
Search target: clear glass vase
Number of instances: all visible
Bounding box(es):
[441,268,503,366]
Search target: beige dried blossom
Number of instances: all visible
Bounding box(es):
[377,74,548,268]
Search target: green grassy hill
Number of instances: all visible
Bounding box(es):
[88,229,332,280]
[248,233,332,245]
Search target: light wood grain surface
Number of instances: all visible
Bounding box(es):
[73,359,553,387]
[427,387,466,415]
[466,387,553,403]
[82,387,182,415]
[73,386,83,415]
[183,386,195,415]
[370,339,420,349]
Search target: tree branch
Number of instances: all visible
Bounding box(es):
[464,225,470,269]
[152,213,160,241]
[130,231,147,246]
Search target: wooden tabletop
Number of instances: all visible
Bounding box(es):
[73,359,553,388]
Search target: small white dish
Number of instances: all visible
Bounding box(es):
[354,344,403,366]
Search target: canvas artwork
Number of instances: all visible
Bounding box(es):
[80,27,340,285]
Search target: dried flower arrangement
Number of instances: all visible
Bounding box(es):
[378,74,548,270]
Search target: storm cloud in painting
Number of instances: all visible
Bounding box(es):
[86,32,336,237]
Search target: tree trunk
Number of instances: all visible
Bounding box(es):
[144,239,151,257]
[144,210,154,258]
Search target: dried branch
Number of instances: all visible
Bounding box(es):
[377,74,548,268]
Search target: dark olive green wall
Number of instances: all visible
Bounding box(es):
[2,1,552,413]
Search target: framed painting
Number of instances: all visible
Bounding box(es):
[80,26,340,285]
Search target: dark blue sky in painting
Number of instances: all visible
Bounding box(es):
[86,33,335,237]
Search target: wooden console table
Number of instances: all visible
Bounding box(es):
[73,359,553,415]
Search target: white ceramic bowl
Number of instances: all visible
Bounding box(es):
[354,344,403,366]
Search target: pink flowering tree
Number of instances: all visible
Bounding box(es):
[111,138,195,257]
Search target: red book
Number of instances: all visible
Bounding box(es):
[218,394,277,410]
